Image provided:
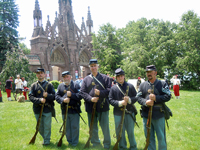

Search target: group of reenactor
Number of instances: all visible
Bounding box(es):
[28,59,171,150]
[5,75,28,101]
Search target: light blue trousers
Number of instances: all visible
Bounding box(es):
[35,112,52,144]
[62,113,80,146]
[114,113,137,150]
[87,111,111,149]
[143,117,167,150]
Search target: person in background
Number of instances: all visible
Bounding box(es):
[6,76,13,101]
[80,59,111,149]
[109,68,137,150]
[59,80,63,84]
[170,75,181,99]
[107,74,115,87]
[137,77,141,91]
[137,65,171,150]
[29,68,56,145]
[0,81,2,102]
[74,76,83,92]
[112,76,116,86]
[55,71,82,146]
[14,75,23,99]
[21,77,28,100]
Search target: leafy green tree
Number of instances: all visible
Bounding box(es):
[118,18,155,79]
[0,0,19,71]
[175,10,200,89]
[92,23,123,75]
[149,20,178,78]
[19,43,30,55]
[119,18,177,80]
[0,48,37,90]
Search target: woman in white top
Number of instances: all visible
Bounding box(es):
[170,75,181,99]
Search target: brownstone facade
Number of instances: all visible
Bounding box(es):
[27,0,93,80]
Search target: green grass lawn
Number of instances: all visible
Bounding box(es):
[0,90,200,150]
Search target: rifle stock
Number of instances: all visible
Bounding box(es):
[57,103,69,147]
[29,103,44,144]
[144,85,154,150]
[84,85,99,149]
[57,85,70,147]
[113,86,129,150]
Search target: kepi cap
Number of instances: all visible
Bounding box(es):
[115,68,125,76]
[146,65,157,71]
[36,68,45,73]
[62,71,70,77]
[89,59,98,65]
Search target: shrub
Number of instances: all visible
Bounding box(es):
[50,80,59,89]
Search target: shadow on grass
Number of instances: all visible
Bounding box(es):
[41,141,90,149]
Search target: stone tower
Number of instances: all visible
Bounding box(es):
[27,0,94,80]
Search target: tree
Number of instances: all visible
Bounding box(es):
[0,0,19,71]
[92,23,123,75]
[19,43,31,55]
[119,18,177,79]
[175,10,200,89]
[0,48,37,90]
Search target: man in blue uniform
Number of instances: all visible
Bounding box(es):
[80,59,111,149]
[55,71,82,146]
[109,68,137,150]
[137,65,171,150]
[29,68,55,145]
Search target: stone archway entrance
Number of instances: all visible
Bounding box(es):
[49,45,69,80]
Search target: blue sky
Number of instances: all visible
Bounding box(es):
[15,0,200,48]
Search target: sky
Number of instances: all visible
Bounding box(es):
[15,0,200,49]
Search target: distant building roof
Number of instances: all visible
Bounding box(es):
[26,55,41,65]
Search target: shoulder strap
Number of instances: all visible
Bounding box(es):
[116,83,126,96]
[37,81,49,92]
[89,74,105,89]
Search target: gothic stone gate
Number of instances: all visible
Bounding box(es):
[27,0,94,80]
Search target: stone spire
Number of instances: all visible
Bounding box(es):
[59,0,72,14]
[86,6,93,35]
[32,0,46,37]
[67,0,72,6]
[33,0,42,27]
[81,17,85,30]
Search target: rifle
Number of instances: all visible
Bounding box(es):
[84,84,99,149]
[57,85,70,147]
[113,86,129,150]
[29,103,44,144]
[29,82,48,144]
[144,85,154,150]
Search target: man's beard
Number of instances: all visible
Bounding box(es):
[64,80,70,85]
[38,77,44,80]
[148,75,152,80]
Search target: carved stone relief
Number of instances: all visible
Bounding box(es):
[50,50,65,64]
[79,51,89,65]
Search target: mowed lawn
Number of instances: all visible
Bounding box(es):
[0,90,200,150]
